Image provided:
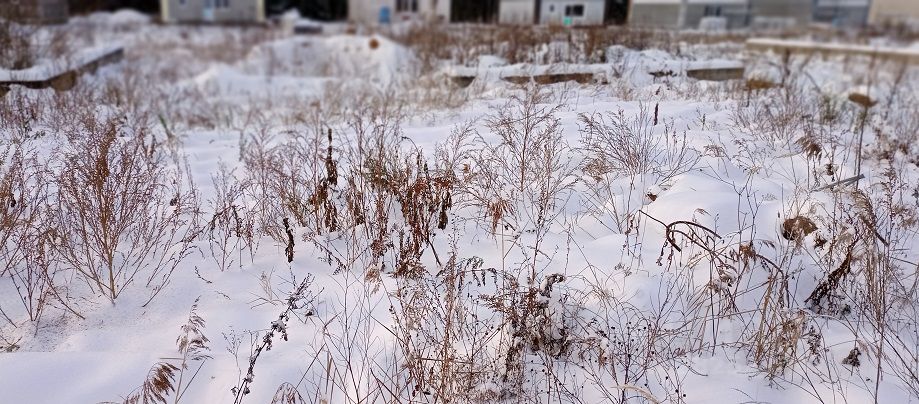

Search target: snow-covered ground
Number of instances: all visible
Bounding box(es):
[2,11,919,404]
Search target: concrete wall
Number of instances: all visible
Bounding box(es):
[629,2,682,29]
[868,0,919,25]
[539,0,606,26]
[162,0,265,23]
[499,0,536,24]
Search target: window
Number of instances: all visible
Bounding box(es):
[396,0,418,12]
[564,5,584,17]
[704,6,722,16]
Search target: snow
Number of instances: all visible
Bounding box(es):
[2,12,919,404]
[447,47,743,85]
[239,35,417,85]
[0,43,122,82]
[747,37,919,58]
[71,8,153,26]
[107,9,153,25]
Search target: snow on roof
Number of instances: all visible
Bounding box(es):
[0,44,122,82]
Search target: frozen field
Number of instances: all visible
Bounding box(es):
[2,11,919,404]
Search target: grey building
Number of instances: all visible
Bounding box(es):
[813,0,870,27]
[630,0,813,29]
[629,0,684,29]
[630,0,749,29]
[683,0,750,29]
[749,0,811,27]
[160,0,266,24]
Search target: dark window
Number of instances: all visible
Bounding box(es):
[397,0,418,12]
[565,4,584,17]
[704,6,722,16]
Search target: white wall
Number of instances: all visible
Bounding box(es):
[499,0,535,24]
[869,0,919,25]
[429,0,451,21]
[540,0,606,25]
[349,0,450,25]
[349,0,393,24]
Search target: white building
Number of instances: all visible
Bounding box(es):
[868,0,919,26]
[749,0,811,28]
[499,0,537,24]
[160,0,266,24]
[348,0,450,25]
[498,0,607,26]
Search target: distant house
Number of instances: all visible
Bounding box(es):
[630,0,750,29]
[868,0,919,26]
[629,0,812,29]
[683,0,749,29]
[812,0,870,27]
[6,0,69,24]
[348,0,451,24]
[498,0,607,26]
[540,0,608,25]
[498,0,536,24]
[160,0,266,24]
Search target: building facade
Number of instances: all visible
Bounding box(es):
[160,0,266,24]
[498,0,607,26]
[683,0,750,29]
[348,0,450,24]
[630,0,815,29]
[749,0,811,27]
[812,0,870,27]
[628,0,682,29]
[868,0,919,26]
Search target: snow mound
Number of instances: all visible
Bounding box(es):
[241,35,417,85]
[108,9,152,25]
[79,9,152,26]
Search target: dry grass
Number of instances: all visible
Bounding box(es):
[2,16,919,404]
